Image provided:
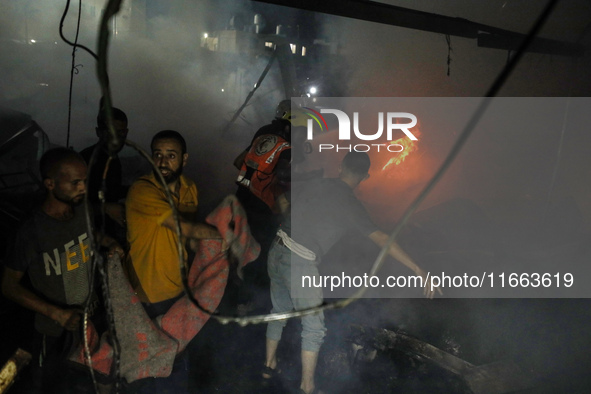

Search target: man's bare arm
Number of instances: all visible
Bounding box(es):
[368,230,442,298]
[161,213,222,240]
[1,267,82,330]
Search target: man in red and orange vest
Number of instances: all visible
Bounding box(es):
[235,122,292,212]
[231,101,295,311]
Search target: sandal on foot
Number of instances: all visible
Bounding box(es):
[262,365,280,379]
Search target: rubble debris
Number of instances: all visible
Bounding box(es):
[348,325,538,394]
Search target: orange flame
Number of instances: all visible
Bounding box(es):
[381,136,419,171]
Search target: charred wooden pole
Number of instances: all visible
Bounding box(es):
[0,349,32,394]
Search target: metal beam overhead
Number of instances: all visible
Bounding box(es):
[253,0,583,56]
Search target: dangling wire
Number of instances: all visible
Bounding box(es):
[98,157,123,392]
[97,0,124,156]
[543,98,570,222]
[543,20,591,222]
[59,0,98,60]
[82,146,125,393]
[82,146,105,394]
[445,34,452,76]
[64,0,83,148]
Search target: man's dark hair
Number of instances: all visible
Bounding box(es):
[97,107,128,130]
[40,147,85,180]
[342,152,371,176]
[151,130,187,154]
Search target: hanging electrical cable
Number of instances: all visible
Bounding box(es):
[59,0,98,60]
[542,20,590,222]
[79,1,128,390]
[96,0,124,156]
[82,146,108,394]
[445,34,452,76]
[543,97,570,222]
[63,0,83,148]
[97,156,123,392]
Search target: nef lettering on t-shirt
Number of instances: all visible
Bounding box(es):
[42,233,90,276]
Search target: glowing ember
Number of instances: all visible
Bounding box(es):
[382,136,419,170]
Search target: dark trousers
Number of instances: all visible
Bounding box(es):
[226,188,279,311]
[14,330,97,394]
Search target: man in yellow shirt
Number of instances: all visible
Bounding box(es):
[125,130,222,392]
[126,130,221,318]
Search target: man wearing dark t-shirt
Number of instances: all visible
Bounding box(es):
[79,107,129,204]
[1,147,123,392]
[263,152,440,394]
[80,107,130,249]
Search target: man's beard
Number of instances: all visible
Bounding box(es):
[154,166,183,185]
[54,190,84,207]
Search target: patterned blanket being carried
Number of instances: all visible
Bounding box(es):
[71,194,260,382]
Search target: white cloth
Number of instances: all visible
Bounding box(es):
[276,228,317,261]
